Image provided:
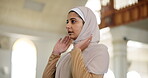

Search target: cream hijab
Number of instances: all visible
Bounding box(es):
[55,7,109,78]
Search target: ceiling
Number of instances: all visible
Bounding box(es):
[0,0,87,34]
[126,18,148,31]
[0,0,148,35]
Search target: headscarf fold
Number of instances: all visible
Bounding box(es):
[55,6,109,78]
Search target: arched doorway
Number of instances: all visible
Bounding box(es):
[11,38,37,78]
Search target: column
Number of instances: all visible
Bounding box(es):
[110,26,128,78]
[113,39,127,78]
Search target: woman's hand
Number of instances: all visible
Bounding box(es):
[74,36,92,51]
[52,36,72,55]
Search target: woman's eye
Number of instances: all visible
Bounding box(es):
[71,20,76,24]
[66,20,68,24]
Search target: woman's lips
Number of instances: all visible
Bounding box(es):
[68,31,74,35]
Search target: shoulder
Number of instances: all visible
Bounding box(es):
[91,44,109,56]
[96,44,109,60]
[96,44,108,50]
[83,43,109,58]
[89,43,109,66]
[88,44,109,74]
[83,43,109,64]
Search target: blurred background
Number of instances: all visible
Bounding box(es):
[0,0,148,78]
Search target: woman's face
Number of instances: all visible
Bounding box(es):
[66,12,83,40]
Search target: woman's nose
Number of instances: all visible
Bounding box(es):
[66,23,71,29]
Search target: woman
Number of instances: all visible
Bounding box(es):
[42,6,109,78]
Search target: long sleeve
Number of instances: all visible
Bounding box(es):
[70,48,104,78]
[42,53,60,78]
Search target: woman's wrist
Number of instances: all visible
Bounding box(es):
[73,47,81,51]
[52,51,61,55]
[74,45,83,51]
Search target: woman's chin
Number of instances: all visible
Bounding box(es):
[69,35,76,40]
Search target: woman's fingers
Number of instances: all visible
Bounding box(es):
[61,36,66,43]
[83,36,92,47]
[61,36,71,45]
[55,38,62,46]
[52,36,72,55]
[87,36,92,43]
[83,35,92,44]
[65,36,71,45]
[74,35,92,51]
[66,39,72,48]
[62,36,69,43]
[58,38,62,43]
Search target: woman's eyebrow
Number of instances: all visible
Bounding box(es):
[67,18,77,21]
[70,18,77,20]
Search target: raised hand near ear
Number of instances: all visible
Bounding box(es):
[52,36,72,55]
[74,36,92,51]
